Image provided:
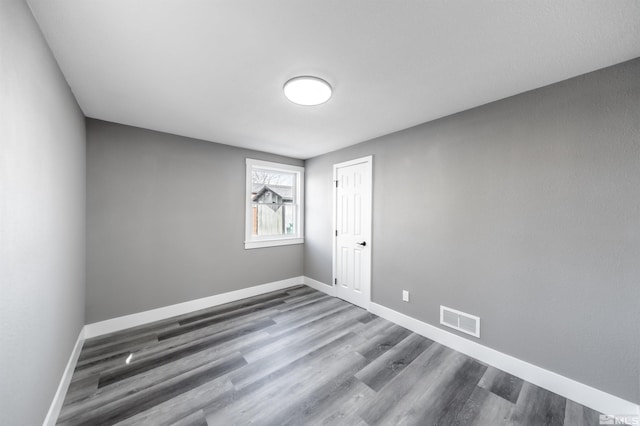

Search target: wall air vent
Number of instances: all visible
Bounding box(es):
[440,305,480,338]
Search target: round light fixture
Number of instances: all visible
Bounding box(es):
[283,76,332,106]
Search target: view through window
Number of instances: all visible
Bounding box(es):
[252,169,296,236]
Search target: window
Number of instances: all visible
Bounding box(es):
[245,159,304,249]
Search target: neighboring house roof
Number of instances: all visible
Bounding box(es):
[252,184,293,202]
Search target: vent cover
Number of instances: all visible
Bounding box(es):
[440,306,480,338]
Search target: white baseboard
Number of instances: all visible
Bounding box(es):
[369,302,639,418]
[43,327,86,426]
[84,276,304,339]
[303,276,336,296]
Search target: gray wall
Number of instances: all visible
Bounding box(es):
[305,58,640,403]
[0,1,86,424]
[86,119,304,323]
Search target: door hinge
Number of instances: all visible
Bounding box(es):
[335,180,339,188]
[335,230,338,237]
[334,278,337,285]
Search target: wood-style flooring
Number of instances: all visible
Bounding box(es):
[57,285,601,425]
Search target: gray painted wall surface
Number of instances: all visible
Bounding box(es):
[305,58,640,403]
[0,1,86,424]
[86,120,304,323]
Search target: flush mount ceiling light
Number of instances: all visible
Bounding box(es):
[283,76,332,106]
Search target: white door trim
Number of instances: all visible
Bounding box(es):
[332,155,373,309]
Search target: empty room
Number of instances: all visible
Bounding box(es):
[1,0,639,425]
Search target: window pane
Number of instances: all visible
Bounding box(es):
[251,169,296,204]
[251,167,297,237]
[252,204,296,236]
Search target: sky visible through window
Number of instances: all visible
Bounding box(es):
[252,169,294,187]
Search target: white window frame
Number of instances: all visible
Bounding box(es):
[245,158,304,249]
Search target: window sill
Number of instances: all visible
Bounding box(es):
[244,238,304,250]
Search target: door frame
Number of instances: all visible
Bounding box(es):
[332,155,373,310]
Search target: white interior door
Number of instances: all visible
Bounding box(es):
[333,156,372,309]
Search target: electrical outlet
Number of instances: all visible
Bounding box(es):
[402,290,409,302]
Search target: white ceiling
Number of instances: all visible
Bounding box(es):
[28,0,640,159]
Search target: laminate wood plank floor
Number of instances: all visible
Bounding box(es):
[58,285,602,426]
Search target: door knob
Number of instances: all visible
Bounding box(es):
[356,241,367,247]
